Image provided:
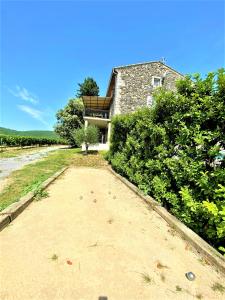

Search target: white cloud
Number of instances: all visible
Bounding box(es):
[9,86,38,104]
[18,105,49,126]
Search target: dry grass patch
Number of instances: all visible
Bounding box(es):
[211,282,225,294]
[160,274,166,282]
[198,257,210,266]
[176,285,182,292]
[107,218,114,224]
[51,254,58,261]
[196,293,203,299]
[156,261,169,269]
[71,151,108,168]
[141,273,154,285]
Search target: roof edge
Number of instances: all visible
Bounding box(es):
[114,61,184,77]
[105,60,184,96]
[106,69,117,97]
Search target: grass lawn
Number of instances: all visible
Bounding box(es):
[0,146,55,158]
[0,148,107,211]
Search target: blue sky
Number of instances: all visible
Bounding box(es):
[1,0,224,131]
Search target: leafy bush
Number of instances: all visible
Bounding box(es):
[108,69,225,253]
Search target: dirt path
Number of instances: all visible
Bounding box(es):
[0,167,224,300]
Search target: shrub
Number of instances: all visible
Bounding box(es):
[108,69,225,253]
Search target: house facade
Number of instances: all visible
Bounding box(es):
[82,61,183,151]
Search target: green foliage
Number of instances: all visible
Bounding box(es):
[218,246,225,256]
[0,134,65,147]
[108,69,225,253]
[73,125,99,154]
[54,98,84,146]
[76,77,99,97]
[34,188,49,201]
[0,127,59,139]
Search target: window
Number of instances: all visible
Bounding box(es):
[152,76,162,88]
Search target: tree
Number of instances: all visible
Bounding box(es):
[54,98,84,146]
[73,125,99,154]
[76,77,99,97]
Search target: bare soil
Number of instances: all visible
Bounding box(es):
[0,167,224,300]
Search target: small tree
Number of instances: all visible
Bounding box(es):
[73,125,99,154]
[76,77,99,97]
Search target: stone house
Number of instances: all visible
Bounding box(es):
[82,61,183,151]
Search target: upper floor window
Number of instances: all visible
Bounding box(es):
[152,76,162,88]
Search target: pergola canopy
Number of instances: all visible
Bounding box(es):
[82,96,112,110]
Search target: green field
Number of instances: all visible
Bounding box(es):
[0,127,58,139]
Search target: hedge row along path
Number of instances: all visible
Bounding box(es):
[0,167,224,300]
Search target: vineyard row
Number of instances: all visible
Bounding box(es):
[0,134,66,147]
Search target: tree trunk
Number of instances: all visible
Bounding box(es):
[85,143,88,155]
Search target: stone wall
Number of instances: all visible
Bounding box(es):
[112,62,183,115]
[109,71,123,117]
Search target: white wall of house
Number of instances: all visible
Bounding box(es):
[82,117,111,151]
[81,143,109,151]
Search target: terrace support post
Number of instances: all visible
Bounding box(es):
[84,119,88,155]
[107,122,111,145]
[84,119,88,129]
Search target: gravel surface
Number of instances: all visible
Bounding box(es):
[0,167,224,300]
[0,146,66,180]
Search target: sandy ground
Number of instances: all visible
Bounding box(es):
[0,167,224,300]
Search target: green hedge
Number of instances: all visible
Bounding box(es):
[108,69,225,253]
[0,134,66,147]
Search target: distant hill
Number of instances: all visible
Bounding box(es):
[0,127,59,139]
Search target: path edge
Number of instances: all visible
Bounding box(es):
[108,166,225,275]
[0,167,68,232]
